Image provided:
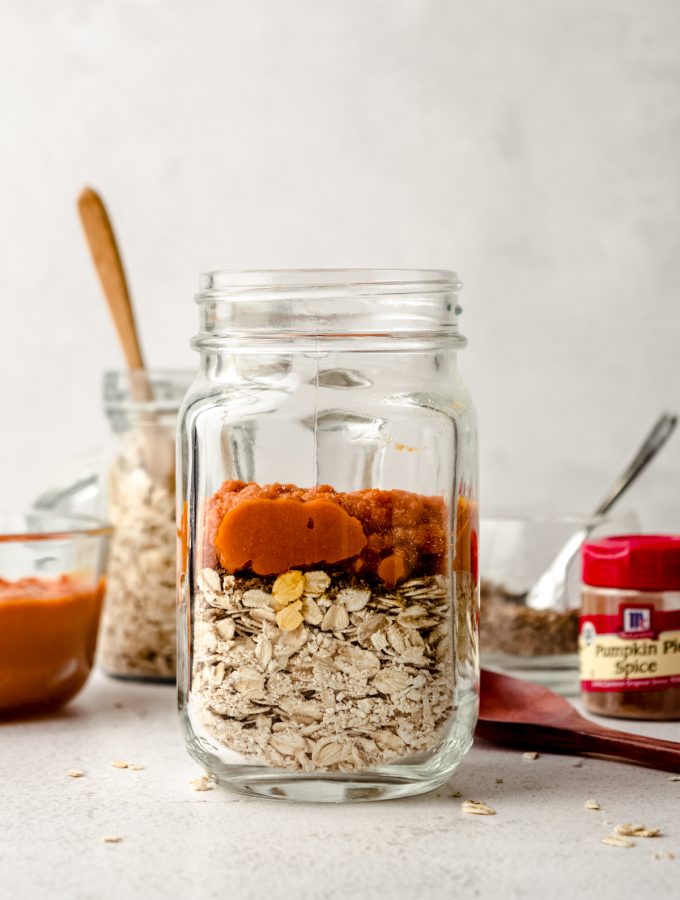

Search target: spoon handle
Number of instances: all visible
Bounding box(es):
[78,187,145,370]
[595,412,677,516]
[572,720,680,771]
[477,720,680,772]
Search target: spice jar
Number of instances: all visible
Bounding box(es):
[99,370,193,681]
[580,535,680,720]
[178,269,479,801]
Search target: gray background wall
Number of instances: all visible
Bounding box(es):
[1,0,678,527]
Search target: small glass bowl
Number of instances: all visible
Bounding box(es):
[0,512,111,717]
[480,511,639,694]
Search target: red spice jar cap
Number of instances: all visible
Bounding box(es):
[582,535,680,591]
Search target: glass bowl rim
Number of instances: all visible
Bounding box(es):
[0,511,113,543]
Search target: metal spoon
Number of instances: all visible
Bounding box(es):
[526,412,677,610]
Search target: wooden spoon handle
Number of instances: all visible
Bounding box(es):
[477,721,680,772]
[78,187,146,373]
[575,722,680,772]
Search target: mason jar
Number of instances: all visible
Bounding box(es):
[99,370,193,681]
[178,270,479,801]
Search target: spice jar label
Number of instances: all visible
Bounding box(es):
[579,606,680,691]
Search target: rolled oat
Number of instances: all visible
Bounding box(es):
[190,569,456,772]
[602,836,635,848]
[99,433,176,679]
[462,800,496,816]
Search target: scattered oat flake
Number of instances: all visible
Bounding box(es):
[614,824,662,838]
[67,770,85,778]
[190,775,215,792]
[602,836,635,848]
[128,764,144,771]
[585,800,601,810]
[103,836,122,843]
[522,752,539,760]
[652,851,675,860]
[111,760,129,769]
[668,776,680,782]
[462,800,496,816]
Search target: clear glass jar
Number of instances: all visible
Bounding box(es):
[99,370,193,682]
[178,269,479,801]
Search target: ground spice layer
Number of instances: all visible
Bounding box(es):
[190,568,455,771]
[480,582,579,657]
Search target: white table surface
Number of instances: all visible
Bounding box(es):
[2,671,679,900]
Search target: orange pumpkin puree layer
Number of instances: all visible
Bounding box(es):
[205,480,451,587]
[0,575,104,716]
[215,497,367,575]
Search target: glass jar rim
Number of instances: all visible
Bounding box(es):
[194,268,465,347]
[103,369,195,415]
[198,268,461,296]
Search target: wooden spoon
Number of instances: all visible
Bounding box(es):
[78,187,150,397]
[478,668,680,772]
[77,187,173,483]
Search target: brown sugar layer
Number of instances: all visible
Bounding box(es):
[204,480,449,586]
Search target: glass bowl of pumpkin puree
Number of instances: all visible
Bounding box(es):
[0,513,112,717]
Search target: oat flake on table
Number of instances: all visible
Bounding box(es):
[462,800,496,816]
[614,824,662,838]
[190,775,216,792]
[602,836,635,849]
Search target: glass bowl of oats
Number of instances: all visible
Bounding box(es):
[177,269,479,801]
[35,370,194,683]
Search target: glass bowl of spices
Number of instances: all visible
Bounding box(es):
[480,511,639,694]
[0,512,111,717]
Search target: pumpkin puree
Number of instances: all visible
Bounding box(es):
[0,575,104,715]
[204,480,466,587]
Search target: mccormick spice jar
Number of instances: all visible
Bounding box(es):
[177,269,479,802]
[580,535,680,720]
